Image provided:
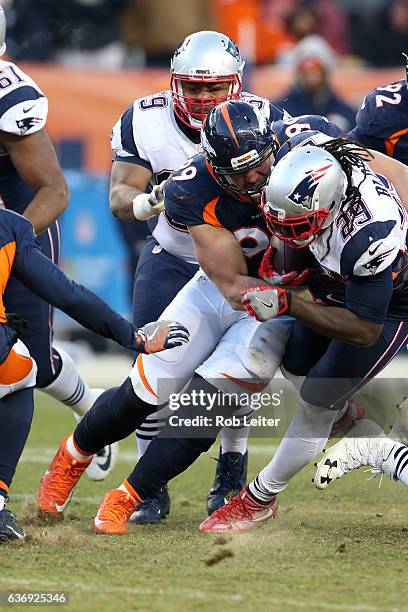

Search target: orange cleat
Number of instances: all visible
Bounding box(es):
[199,487,278,533]
[38,436,92,514]
[93,489,137,535]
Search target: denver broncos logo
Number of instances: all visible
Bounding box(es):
[286,164,333,211]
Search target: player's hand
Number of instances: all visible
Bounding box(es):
[258,245,312,287]
[242,286,291,321]
[135,320,190,354]
[5,312,28,337]
[132,180,166,221]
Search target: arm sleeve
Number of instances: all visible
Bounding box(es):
[13,240,138,350]
[345,267,393,324]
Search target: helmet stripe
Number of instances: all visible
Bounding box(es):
[220,104,240,148]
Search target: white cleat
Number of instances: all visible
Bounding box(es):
[74,388,120,482]
[314,419,394,490]
[86,442,119,481]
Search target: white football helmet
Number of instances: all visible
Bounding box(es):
[0,7,6,56]
[170,30,244,130]
[262,145,348,248]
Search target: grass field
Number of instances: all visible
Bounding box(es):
[2,392,408,612]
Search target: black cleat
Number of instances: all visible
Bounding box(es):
[129,486,171,524]
[0,503,26,543]
[206,449,248,515]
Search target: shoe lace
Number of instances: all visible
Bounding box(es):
[100,493,134,522]
[212,491,254,522]
[46,454,86,498]
[338,436,390,480]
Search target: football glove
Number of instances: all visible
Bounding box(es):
[135,320,190,354]
[132,181,166,221]
[258,244,312,287]
[5,312,28,337]
[242,286,291,321]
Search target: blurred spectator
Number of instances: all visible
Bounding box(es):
[5,0,53,61]
[341,0,408,66]
[122,0,212,67]
[275,36,356,131]
[7,0,131,68]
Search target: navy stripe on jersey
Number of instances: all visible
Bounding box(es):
[120,104,139,156]
[268,101,286,122]
[339,220,397,276]
[113,153,152,171]
[0,85,44,119]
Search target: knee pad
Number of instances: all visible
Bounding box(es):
[0,340,37,399]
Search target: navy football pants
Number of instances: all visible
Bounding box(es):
[282,319,408,409]
[132,236,198,328]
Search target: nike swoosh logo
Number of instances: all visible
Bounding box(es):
[5,524,25,538]
[55,492,73,513]
[23,105,35,113]
[368,242,382,256]
[326,294,344,304]
[95,446,112,472]
[255,297,274,308]
[94,516,108,527]
[146,325,160,341]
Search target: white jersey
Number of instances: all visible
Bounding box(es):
[111,90,286,263]
[0,60,48,214]
[0,60,47,146]
[310,163,407,278]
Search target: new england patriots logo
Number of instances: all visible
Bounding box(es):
[286,164,333,211]
[16,116,42,135]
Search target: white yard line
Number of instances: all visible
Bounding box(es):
[0,578,391,611]
[19,444,278,464]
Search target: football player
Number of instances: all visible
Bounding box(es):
[200,138,408,532]
[309,54,408,487]
[0,8,116,480]
[37,101,298,533]
[0,207,189,542]
[348,54,408,164]
[109,30,288,521]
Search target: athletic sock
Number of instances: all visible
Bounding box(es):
[74,378,156,454]
[127,436,216,500]
[65,434,93,461]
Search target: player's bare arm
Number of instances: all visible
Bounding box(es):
[1,128,69,234]
[288,294,383,346]
[367,150,408,211]
[109,160,152,221]
[189,223,261,310]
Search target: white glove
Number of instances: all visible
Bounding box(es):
[132,181,166,221]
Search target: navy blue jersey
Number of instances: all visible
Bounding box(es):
[0,209,138,362]
[164,155,269,277]
[348,80,408,165]
[272,115,342,149]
